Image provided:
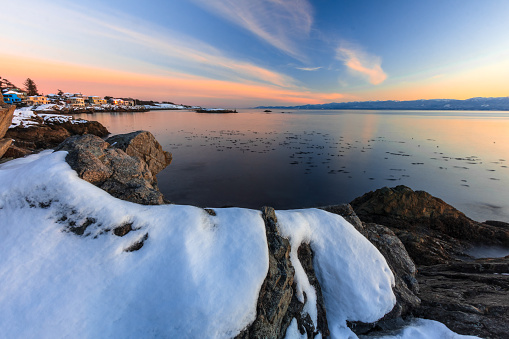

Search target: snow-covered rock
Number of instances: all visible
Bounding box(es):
[0,151,479,338]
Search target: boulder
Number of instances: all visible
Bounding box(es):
[349,187,509,338]
[0,105,15,138]
[350,185,509,265]
[106,131,171,177]
[6,125,72,149]
[55,134,166,205]
[58,120,109,137]
[5,120,110,158]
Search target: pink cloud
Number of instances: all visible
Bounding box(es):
[336,45,387,85]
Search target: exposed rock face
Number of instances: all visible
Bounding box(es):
[6,125,71,149]
[350,185,509,265]
[322,204,420,334]
[349,186,509,338]
[3,144,33,159]
[0,105,15,138]
[106,131,171,177]
[415,258,509,339]
[5,120,109,158]
[0,138,12,158]
[55,132,169,205]
[0,105,15,158]
[237,206,295,339]
[237,207,329,338]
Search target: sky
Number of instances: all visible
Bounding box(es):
[1,0,509,107]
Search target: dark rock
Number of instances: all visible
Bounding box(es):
[6,125,71,149]
[321,204,365,234]
[349,187,509,338]
[484,220,509,228]
[0,105,15,138]
[294,244,330,338]
[114,222,133,237]
[58,120,109,137]
[106,131,171,177]
[364,223,420,311]
[323,204,420,334]
[4,119,110,159]
[0,138,12,158]
[415,258,509,339]
[237,206,295,339]
[350,186,509,265]
[238,207,329,339]
[124,233,149,252]
[55,134,166,205]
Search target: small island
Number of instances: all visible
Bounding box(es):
[195,108,238,113]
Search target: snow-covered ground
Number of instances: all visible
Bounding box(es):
[0,151,479,338]
[10,107,87,128]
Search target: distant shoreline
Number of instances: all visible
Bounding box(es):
[256,96,509,111]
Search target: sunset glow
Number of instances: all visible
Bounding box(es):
[2,0,508,106]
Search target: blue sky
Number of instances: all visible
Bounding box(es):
[1,0,508,106]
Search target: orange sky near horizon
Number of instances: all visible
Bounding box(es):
[1,54,350,107]
[4,51,508,107]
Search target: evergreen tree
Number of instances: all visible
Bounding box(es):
[24,78,39,96]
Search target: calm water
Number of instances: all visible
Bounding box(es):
[74,109,509,222]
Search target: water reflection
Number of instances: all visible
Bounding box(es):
[75,109,509,222]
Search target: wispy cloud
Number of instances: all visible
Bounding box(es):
[336,43,387,85]
[0,1,301,91]
[191,0,313,60]
[0,54,344,106]
[296,66,322,71]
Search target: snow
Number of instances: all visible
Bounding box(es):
[0,151,269,338]
[371,319,480,339]
[285,318,308,339]
[0,151,480,338]
[276,209,396,336]
[9,107,87,128]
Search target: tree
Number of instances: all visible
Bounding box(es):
[24,78,39,96]
[57,89,64,96]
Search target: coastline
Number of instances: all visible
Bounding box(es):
[0,107,508,338]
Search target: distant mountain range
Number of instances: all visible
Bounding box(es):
[256,97,509,111]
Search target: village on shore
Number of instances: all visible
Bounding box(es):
[0,77,237,114]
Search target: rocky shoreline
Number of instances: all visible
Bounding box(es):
[1,102,508,338]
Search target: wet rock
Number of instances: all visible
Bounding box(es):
[106,130,171,177]
[350,185,509,265]
[55,134,166,205]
